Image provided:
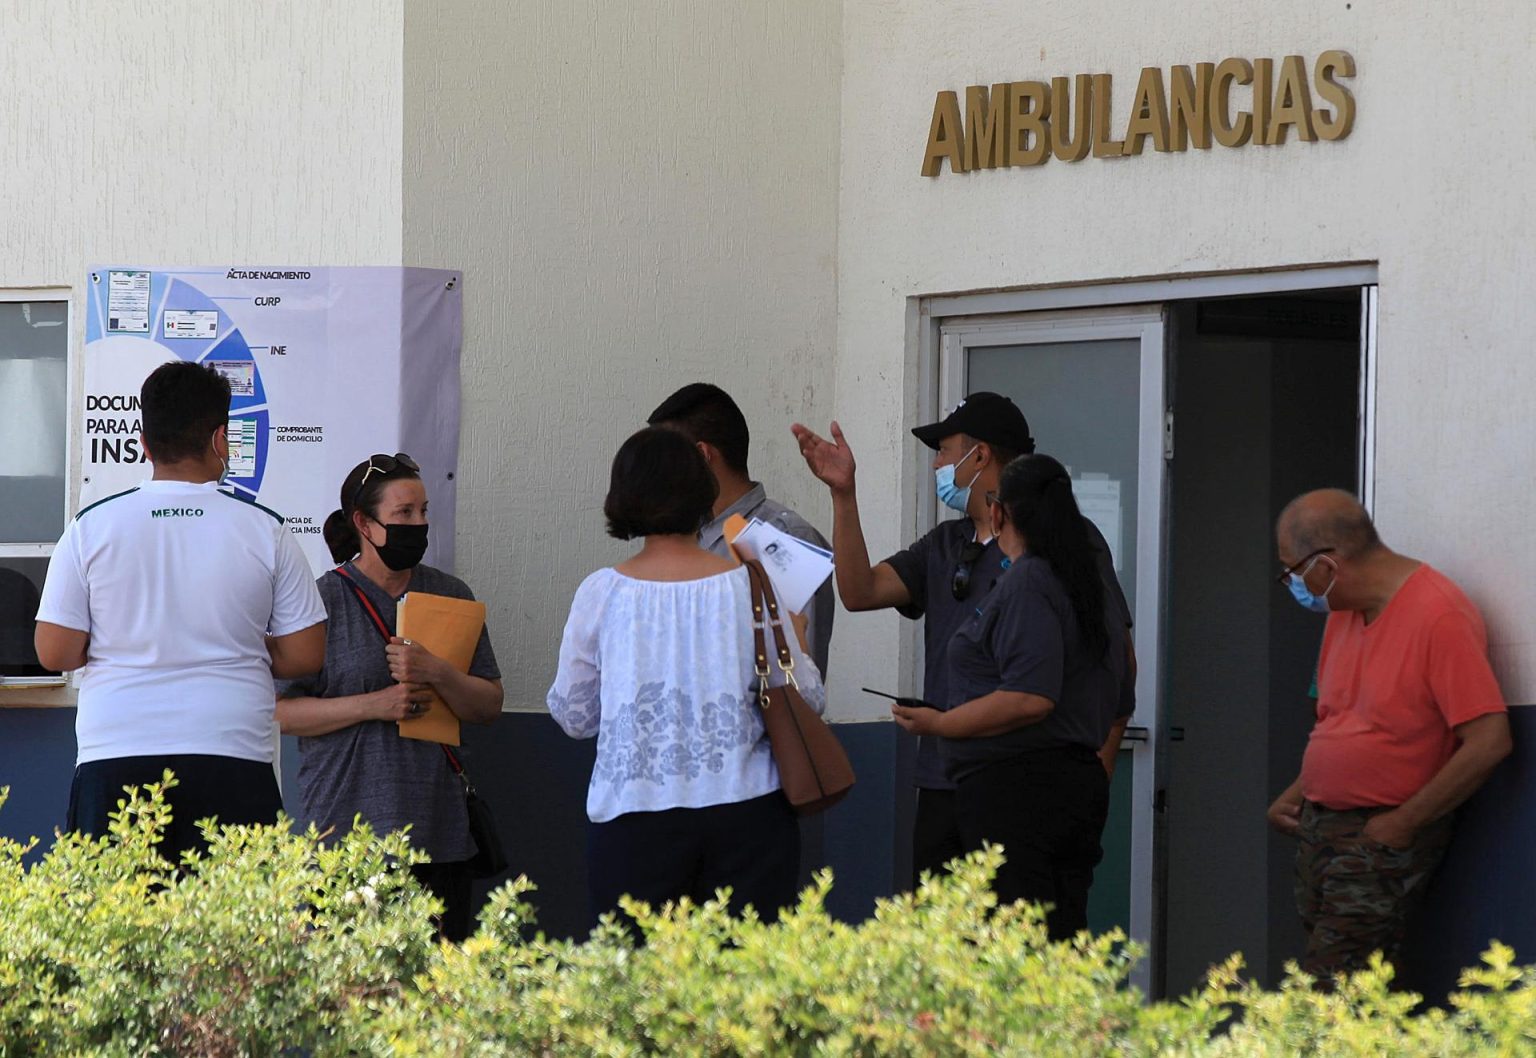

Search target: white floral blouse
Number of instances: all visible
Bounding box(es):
[547,566,826,823]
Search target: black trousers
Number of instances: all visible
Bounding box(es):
[587,791,800,927]
[954,747,1110,940]
[67,754,283,863]
[411,860,474,943]
[912,787,966,887]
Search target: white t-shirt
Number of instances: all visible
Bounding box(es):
[546,566,826,823]
[37,479,326,765]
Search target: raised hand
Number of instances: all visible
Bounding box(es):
[790,421,857,494]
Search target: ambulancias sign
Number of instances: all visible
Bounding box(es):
[921,51,1355,176]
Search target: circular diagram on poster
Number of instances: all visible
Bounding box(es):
[85,273,270,501]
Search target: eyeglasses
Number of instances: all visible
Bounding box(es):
[1275,547,1336,586]
[951,540,987,601]
[985,491,1000,507]
[350,452,420,512]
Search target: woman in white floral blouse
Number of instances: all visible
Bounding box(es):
[548,426,825,925]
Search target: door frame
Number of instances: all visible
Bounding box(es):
[911,263,1381,996]
[938,307,1166,994]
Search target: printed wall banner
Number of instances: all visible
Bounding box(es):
[82,266,464,573]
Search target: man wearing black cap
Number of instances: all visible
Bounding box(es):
[792,393,1131,886]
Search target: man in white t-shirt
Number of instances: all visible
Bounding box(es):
[36,360,327,859]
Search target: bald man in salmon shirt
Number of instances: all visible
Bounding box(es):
[1268,489,1511,983]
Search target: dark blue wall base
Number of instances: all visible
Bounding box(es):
[6,706,1534,1003]
[1399,705,1536,1000]
[0,707,76,864]
[2,710,908,937]
[306,717,905,936]
[428,716,906,937]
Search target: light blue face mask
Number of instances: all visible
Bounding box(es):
[935,445,981,513]
[1287,559,1335,614]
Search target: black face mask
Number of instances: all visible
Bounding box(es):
[370,522,429,571]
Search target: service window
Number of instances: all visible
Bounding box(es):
[0,295,69,678]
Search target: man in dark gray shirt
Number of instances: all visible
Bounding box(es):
[649,383,834,675]
[793,392,1131,886]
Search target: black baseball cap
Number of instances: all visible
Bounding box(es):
[912,391,1035,454]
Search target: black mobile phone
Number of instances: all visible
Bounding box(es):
[862,688,939,710]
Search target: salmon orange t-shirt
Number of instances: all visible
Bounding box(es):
[1301,565,1506,810]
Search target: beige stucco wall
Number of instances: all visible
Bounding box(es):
[404,2,843,711]
[15,2,1531,720]
[835,1,1536,714]
[0,0,405,511]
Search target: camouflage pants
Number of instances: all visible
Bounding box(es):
[1294,800,1454,980]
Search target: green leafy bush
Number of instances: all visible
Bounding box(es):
[3,779,1536,1057]
[0,776,439,1057]
[348,862,1223,1056]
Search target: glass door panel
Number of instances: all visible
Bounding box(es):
[969,338,1141,936]
[941,308,1166,992]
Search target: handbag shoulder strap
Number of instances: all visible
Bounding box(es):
[332,566,392,643]
[441,743,468,780]
[744,561,798,692]
[746,562,771,702]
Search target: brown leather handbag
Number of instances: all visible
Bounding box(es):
[743,560,855,815]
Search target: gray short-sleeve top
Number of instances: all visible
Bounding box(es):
[276,561,500,862]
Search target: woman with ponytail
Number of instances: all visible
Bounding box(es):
[276,453,503,941]
[891,454,1133,939]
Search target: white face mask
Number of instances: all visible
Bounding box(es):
[211,430,229,484]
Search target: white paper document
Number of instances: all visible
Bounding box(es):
[1074,474,1123,572]
[164,309,220,340]
[730,519,835,615]
[209,360,255,396]
[106,270,151,332]
[227,417,259,476]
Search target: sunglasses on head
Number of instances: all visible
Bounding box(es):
[951,540,987,601]
[350,452,420,512]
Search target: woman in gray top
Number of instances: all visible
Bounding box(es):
[276,453,503,941]
[891,454,1132,941]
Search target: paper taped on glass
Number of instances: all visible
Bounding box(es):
[396,591,487,746]
[1074,474,1124,572]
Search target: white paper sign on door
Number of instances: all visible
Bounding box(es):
[1074,474,1123,572]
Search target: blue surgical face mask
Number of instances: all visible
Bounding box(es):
[1287,558,1335,614]
[935,445,981,513]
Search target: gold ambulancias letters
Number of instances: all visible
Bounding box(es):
[921,50,1355,177]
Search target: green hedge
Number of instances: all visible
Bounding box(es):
[2,778,1534,1056]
